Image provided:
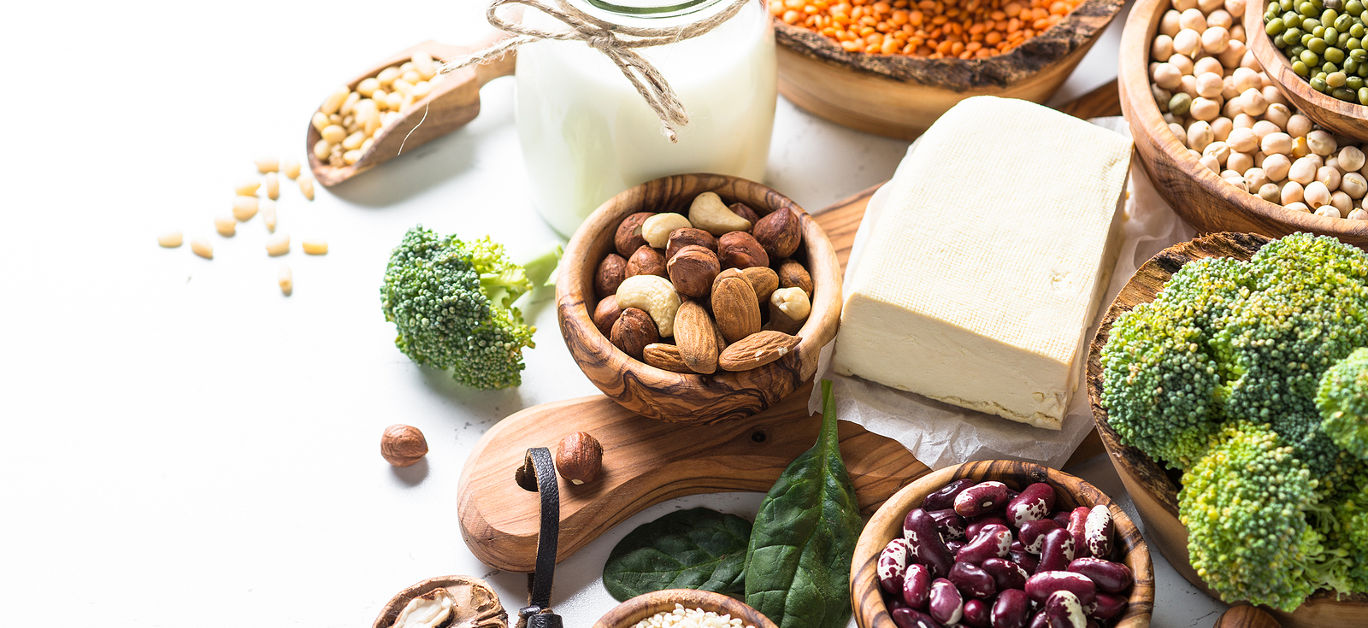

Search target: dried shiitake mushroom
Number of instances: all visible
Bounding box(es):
[372,575,507,628]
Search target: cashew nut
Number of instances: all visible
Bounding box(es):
[768,286,811,334]
[642,212,692,248]
[615,274,682,337]
[688,192,752,236]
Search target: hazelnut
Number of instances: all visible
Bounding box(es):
[729,202,761,226]
[777,260,813,294]
[626,245,667,278]
[717,231,769,269]
[614,212,653,257]
[666,227,717,260]
[752,207,801,259]
[610,307,659,359]
[595,253,627,298]
[666,245,721,299]
[593,295,624,336]
[555,431,604,485]
[381,424,428,467]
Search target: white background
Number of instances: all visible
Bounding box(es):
[0,0,1228,625]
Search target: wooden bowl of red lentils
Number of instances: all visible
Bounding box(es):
[770,0,1125,139]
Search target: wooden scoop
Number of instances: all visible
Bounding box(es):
[305,35,516,187]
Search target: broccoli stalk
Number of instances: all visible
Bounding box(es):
[380,225,562,390]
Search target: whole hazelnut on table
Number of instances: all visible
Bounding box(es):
[555,431,604,485]
[381,424,428,467]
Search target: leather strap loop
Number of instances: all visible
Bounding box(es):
[516,447,561,628]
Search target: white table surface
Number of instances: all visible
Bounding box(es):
[1,1,1228,625]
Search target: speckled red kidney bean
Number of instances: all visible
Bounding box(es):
[1066,506,1091,559]
[1019,518,1063,554]
[1086,620,1102,628]
[1087,592,1127,620]
[1067,557,1132,593]
[903,508,953,577]
[992,589,1031,628]
[1044,590,1087,628]
[945,539,965,554]
[1052,510,1073,528]
[923,478,976,511]
[878,538,911,595]
[1038,528,1076,572]
[1007,482,1056,528]
[889,607,940,628]
[966,515,1009,539]
[1083,505,1114,559]
[903,563,932,609]
[1026,571,1097,606]
[1028,608,1050,628]
[928,508,967,541]
[956,524,1012,565]
[962,598,991,627]
[981,557,1029,590]
[928,578,964,625]
[949,561,997,599]
[954,481,1009,517]
[1010,548,1040,574]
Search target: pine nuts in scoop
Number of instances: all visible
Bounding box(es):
[310,53,437,168]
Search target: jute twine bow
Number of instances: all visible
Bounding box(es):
[439,0,751,142]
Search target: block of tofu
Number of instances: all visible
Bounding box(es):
[831,96,1131,430]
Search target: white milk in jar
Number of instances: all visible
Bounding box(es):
[515,0,777,236]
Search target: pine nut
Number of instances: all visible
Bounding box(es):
[261,199,277,232]
[302,238,328,255]
[410,81,432,99]
[265,233,290,256]
[320,86,349,115]
[278,265,293,296]
[343,149,362,165]
[157,231,183,248]
[313,140,332,161]
[264,172,279,200]
[235,180,260,196]
[232,196,259,221]
[340,92,360,116]
[413,51,437,80]
[356,77,380,97]
[254,156,278,174]
[281,159,301,180]
[190,238,213,259]
[214,215,236,237]
[311,111,330,133]
[401,70,420,84]
[377,66,400,86]
[321,125,346,144]
[342,131,364,151]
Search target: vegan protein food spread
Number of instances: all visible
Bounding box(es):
[1264,0,1368,104]
[632,605,757,628]
[1148,0,1368,219]
[832,96,1131,430]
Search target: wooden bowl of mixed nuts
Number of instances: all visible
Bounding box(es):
[556,173,842,424]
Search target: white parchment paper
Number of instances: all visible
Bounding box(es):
[809,117,1197,470]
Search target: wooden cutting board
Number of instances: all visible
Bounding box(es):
[456,81,1123,572]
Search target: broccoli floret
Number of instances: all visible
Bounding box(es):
[1318,347,1368,461]
[1180,422,1323,611]
[380,225,561,390]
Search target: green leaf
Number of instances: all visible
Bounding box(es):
[744,380,862,628]
[603,508,752,602]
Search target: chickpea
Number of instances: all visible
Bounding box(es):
[1282,180,1306,204]
[1245,166,1270,189]
[1152,34,1175,61]
[1204,141,1232,165]
[1202,26,1230,54]
[1232,67,1260,93]
[1259,182,1283,202]
[1253,120,1282,139]
[1306,181,1333,207]
[1227,127,1258,152]
[1317,165,1342,191]
[1327,156,1340,171]
[1191,97,1221,121]
[1201,154,1222,173]
[1161,9,1183,37]
[1292,136,1312,158]
[1223,97,1245,118]
[1261,85,1286,107]
[1188,120,1216,151]
[1208,9,1233,28]
[1224,0,1246,14]
[1285,201,1311,213]
[1212,117,1234,141]
[1196,72,1224,98]
[1180,75,1199,97]
[1265,103,1292,129]
[1342,172,1368,198]
[1153,63,1183,90]
[1229,151,1254,173]
[1179,8,1207,30]
[1173,0,1198,10]
[1198,0,1222,11]
[1169,54,1195,75]
[1307,130,1337,157]
[1233,113,1256,129]
[1240,49,1259,70]
[1222,76,1241,100]
[1316,205,1343,218]
[1339,146,1367,172]
[1173,28,1203,57]
[1261,131,1294,155]
[1287,114,1313,138]
[1169,122,1188,139]
[1194,56,1224,76]
[1263,153,1292,181]
[1333,191,1354,214]
[1219,39,1247,68]
[1230,23,1245,41]
[1350,208,1368,220]
[1152,84,1174,107]
[1289,156,1319,184]
[1240,88,1268,116]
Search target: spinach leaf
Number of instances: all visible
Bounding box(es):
[744,380,862,628]
[603,507,752,602]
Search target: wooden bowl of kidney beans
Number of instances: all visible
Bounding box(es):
[850,460,1154,628]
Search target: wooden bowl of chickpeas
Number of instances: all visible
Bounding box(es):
[1120,0,1368,244]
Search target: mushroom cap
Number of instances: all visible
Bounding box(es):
[372,575,507,628]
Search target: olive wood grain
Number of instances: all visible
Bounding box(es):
[850,460,1154,628]
[1120,0,1368,246]
[306,35,516,187]
[772,0,1122,139]
[1245,0,1368,141]
[1085,232,1368,627]
[593,589,778,628]
[557,174,842,424]
[457,384,929,572]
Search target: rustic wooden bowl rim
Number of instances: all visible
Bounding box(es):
[850,460,1154,628]
[1244,0,1368,136]
[593,589,778,628]
[773,0,1124,91]
[1120,0,1368,240]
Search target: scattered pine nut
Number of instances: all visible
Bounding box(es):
[255,156,279,174]
[302,238,328,255]
[261,199,277,232]
[298,176,315,200]
[264,172,280,200]
[278,265,293,296]
[232,196,259,221]
[214,215,237,237]
[281,159,301,180]
[265,233,290,256]
[157,231,183,248]
[190,238,214,259]
[235,180,261,196]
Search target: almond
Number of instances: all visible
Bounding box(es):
[753,207,801,259]
[673,301,720,374]
[643,343,692,373]
[714,267,778,309]
[711,275,761,343]
[718,331,800,371]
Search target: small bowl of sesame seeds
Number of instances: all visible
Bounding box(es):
[592,590,777,628]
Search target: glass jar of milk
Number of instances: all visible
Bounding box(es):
[515,0,777,236]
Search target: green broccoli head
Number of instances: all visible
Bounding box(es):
[380,225,560,390]
[1318,347,1368,461]
[1180,421,1323,612]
